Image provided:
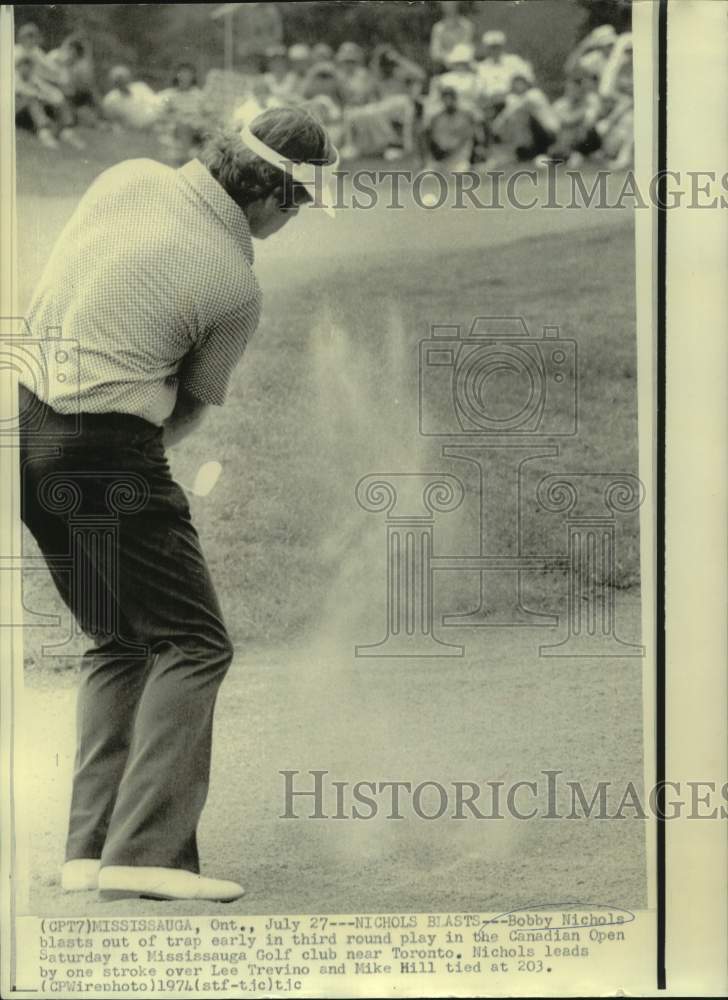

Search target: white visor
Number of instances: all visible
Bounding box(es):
[239,124,340,218]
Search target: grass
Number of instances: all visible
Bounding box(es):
[15,126,163,197]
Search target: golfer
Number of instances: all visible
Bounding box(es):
[19,107,337,902]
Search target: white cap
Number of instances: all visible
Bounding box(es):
[481,29,506,47]
[109,64,132,86]
[586,24,617,47]
[238,124,340,218]
[288,43,311,61]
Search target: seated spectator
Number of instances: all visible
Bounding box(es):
[598,31,633,102]
[549,70,603,164]
[548,47,619,167]
[326,46,420,161]
[489,68,559,166]
[429,43,481,118]
[476,30,533,112]
[595,45,633,169]
[158,63,209,164]
[342,89,421,161]
[16,22,64,85]
[15,21,85,148]
[15,52,61,148]
[565,23,618,80]
[160,61,203,111]
[425,85,476,173]
[263,46,300,102]
[430,1,475,72]
[372,44,427,100]
[301,61,347,108]
[47,34,99,124]
[335,42,376,107]
[102,65,162,130]
[576,50,609,90]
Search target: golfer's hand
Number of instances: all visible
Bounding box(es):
[163,387,208,448]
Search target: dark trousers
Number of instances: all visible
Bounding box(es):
[515,115,557,161]
[19,388,233,873]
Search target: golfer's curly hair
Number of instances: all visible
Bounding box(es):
[200,106,336,209]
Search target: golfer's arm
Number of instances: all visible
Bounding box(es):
[163,387,208,448]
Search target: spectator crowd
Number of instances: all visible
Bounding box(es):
[14,3,634,173]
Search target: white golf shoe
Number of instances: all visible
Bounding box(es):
[98,866,244,902]
[61,859,101,891]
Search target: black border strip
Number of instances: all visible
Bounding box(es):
[656,0,668,991]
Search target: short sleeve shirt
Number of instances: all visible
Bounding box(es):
[24,158,262,425]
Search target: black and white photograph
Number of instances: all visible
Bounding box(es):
[0,1,726,997]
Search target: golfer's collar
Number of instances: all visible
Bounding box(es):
[179,159,255,264]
